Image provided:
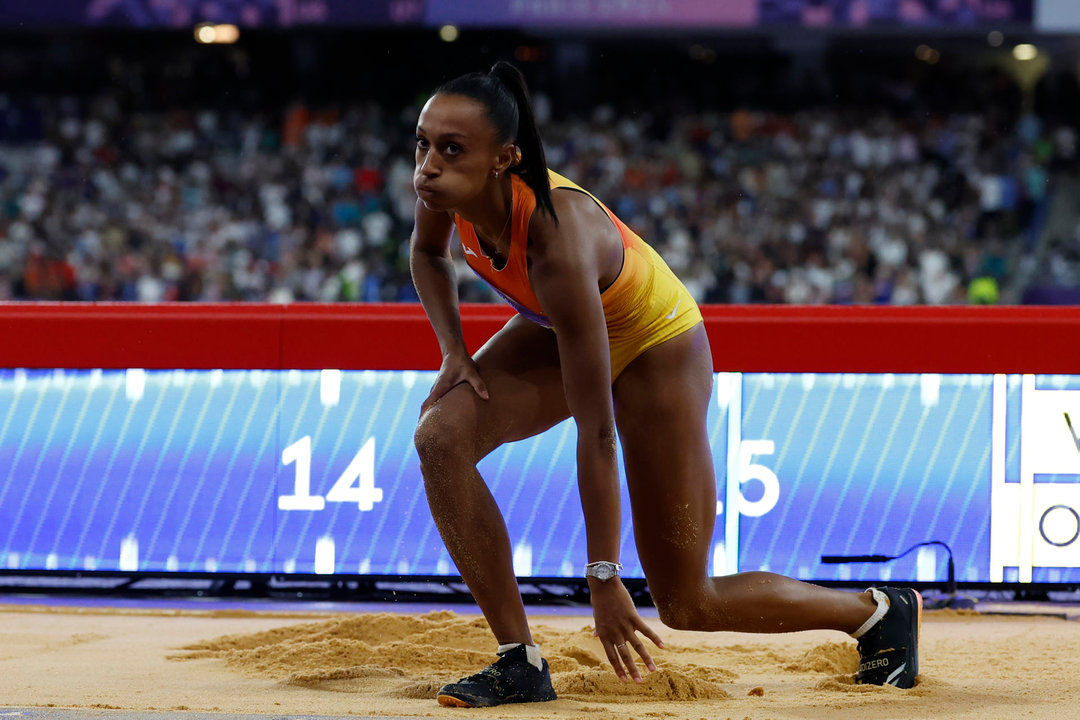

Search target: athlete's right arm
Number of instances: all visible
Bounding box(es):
[409,199,489,414]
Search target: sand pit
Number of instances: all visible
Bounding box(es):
[1,602,1078,719]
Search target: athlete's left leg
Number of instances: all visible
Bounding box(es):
[612,323,877,634]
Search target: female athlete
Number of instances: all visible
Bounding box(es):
[410,61,921,708]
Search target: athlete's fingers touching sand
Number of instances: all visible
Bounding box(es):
[600,627,657,683]
[592,587,664,682]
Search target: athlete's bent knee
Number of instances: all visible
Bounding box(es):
[413,406,474,477]
[652,587,714,631]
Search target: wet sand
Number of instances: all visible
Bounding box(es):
[1,603,1077,719]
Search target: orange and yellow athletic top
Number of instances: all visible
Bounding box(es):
[454,170,703,379]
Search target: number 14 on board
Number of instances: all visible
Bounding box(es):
[277,436,383,511]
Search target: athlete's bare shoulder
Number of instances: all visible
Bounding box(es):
[529,187,618,253]
[527,187,621,287]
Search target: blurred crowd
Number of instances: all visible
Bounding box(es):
[547,106,1073,304]
[0,89,1074,305]
[0,96,421,303]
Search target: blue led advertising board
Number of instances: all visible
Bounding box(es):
[2,369,1077,584]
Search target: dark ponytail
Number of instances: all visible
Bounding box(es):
[436,61,557,223]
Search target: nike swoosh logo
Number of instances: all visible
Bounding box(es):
[462,244,479,258]
[665,300,681,320]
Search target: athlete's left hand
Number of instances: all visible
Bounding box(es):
[589,579,664,682]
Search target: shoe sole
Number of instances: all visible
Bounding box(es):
[912,589,923,680]
[436,693,556,707]
[437,695,475,708]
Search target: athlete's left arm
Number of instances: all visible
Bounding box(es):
[528,191,620,567]
[530,191,660,683]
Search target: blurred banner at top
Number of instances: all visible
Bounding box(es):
[0,0,424,27]
[759,0,1033,27]
[426,0,758,28]
[0,0,1034,28]
[428,0,1033,29]
[1038,0,1080,31]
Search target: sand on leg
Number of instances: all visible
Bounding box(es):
[413,314,569,645]
[612,323,878,635]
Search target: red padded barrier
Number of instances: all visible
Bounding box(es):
[1,302,1078,373]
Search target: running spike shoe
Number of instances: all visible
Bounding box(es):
[855,586,923,689]
[437,644,557,707]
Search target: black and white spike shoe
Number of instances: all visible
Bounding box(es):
[854,586,923,689]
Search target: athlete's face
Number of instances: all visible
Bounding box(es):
[414,94,505,212]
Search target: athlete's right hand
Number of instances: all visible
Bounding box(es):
[420,353,490,416]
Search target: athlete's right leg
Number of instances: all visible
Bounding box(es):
[413,314,569,646]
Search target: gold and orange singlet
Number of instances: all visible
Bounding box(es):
[454,170,703,379]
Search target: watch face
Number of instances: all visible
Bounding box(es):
[593,564,615,580]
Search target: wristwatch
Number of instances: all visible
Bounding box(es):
[584,561,623,581]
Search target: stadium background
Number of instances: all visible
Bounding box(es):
[1,0,1079,598]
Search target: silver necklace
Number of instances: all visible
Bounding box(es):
[481,203,512,258]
